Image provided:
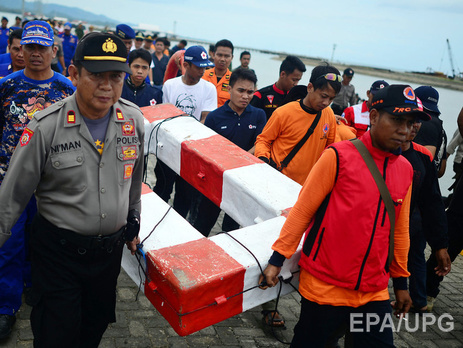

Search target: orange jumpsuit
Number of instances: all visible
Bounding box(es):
[202,68,232,107]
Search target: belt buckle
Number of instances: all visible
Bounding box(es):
[94,234,106,249]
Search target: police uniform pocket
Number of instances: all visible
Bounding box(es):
[116,145,138,185]
[50,150,87,191]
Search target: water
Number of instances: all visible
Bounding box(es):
[3,9,461,194]
[229,49,462,196]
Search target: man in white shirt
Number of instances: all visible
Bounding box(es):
[154,45,217,218]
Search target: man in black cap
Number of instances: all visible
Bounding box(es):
[134,31,144,50]
[260,85,429,347]
[331,67,356,115]
[342,80,389,137]
[143,33,155,54]
[0,32,144,347]
[413,86,447,177]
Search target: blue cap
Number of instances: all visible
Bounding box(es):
[8,26,21,34]
[414,86,440,115]
[116,24,135,40]
[21,20,54,47]
[64,22,72,30]
[184,45,214,68]
[1,17,8,22]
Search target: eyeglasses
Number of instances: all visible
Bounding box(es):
[316,73,342,83]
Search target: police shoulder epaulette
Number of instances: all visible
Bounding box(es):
[118,97,141,111]
[33,99,67,121]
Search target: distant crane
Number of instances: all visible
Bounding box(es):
[446,39,456,79]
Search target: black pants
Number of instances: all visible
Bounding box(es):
[193,195,240,237]
[290,297,394,348]
[153,159,199,219]
[29,215,124,348]
[426,174,463,298]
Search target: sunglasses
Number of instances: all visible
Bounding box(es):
[316,73,342,83]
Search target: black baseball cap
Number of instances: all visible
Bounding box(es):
[344,68,354,77]
[73,32,131,74]
[371,84,430,121]
[370,80,389,94]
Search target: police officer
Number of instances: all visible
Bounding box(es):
[0,32,144,347]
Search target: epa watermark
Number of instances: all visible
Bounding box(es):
[350,313,454,333]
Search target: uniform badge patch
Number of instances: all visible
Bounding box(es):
[150,99,157,106]
[20,128,34,147]
[267,95,274,104]
[403,87,415,100]
[122,120,135,136]
[323,123,329,134]
[124,164,134,179]
[116,108,124,120]
[103,38,117,53]
[122,145,137,160]
[67,110,76,124]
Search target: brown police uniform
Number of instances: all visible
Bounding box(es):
[0,94,144,347]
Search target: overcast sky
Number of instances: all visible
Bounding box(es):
[48,0,462,74]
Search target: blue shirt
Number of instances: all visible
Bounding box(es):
[0,70,76,182]
[0,27,8,54]
[58,33,78,64]
[0,52,10,64]
[0,62,12,79]
[205,100,266,151]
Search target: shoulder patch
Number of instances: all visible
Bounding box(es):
[67,110,76,124]
[19,128,34,147]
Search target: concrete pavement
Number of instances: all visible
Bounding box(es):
[2,251,463,347]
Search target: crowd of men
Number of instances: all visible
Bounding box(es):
[0,16,461,348]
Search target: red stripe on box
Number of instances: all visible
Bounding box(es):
[141,104,186,123]
[179,135,261,206]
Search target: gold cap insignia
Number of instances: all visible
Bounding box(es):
[102,38,117,53]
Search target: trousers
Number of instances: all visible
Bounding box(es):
[0,196,36,315]
[291,297,394,348]
[29,214,124,348]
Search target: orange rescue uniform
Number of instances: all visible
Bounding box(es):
[272,147,412,307]
[254,101,337,185]
[202,68,232,107]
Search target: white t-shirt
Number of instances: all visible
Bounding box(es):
[162,76,217,121]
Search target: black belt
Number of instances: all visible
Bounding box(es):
[37,214,125,250]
